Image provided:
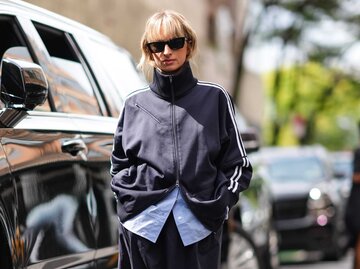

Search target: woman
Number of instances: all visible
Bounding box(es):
[110,10,252,269]
[346,136,360,269]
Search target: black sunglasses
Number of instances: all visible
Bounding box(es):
[146,37,187,53]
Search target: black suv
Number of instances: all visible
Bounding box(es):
[250,146,349,261]
[0,1,269,269]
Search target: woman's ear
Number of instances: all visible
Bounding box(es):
[186,43,192,58]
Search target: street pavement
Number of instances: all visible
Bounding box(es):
[280,249,353,269]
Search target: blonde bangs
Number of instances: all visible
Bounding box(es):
[145,14,185,42]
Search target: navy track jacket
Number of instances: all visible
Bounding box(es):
[110,62,252,232]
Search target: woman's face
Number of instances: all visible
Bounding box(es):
[149,32,189,73]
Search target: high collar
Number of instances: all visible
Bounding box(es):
[149,62,198,101]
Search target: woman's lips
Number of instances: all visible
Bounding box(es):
[163,59,175,65]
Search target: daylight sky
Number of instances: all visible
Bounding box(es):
[244,1,360,75]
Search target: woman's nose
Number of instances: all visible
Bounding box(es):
[163,44,172,54]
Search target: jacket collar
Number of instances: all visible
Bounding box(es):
[149,62,198,100]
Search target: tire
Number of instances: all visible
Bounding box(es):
[262,227,280,269]
[322,231,343,261]
[223,225,262,269]
[0,225,12,269]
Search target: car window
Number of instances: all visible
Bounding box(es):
[82,37,147,117]
[0,16,50,111]
[89,43,146,99]
[32,22,102,116]
[268,156,325,182]
[0,16,24,61]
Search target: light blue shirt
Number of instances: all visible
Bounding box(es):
[122,187,212,246]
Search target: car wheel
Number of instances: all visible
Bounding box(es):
[262,227,280,269]
[323,244,342,261]
[0,226,12,269]
[323,232,343,261]
[224,226,262,269]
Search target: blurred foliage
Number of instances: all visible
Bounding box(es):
[239,0,360,150]
[263,62,360,150]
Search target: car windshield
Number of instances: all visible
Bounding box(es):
[332,155,353,179]
[267,156,324,182]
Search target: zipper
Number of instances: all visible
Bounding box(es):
[135,103,161,124]
[170,76,180,187]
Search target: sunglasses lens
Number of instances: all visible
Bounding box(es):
[168,37,185,50]
[148,42,165,53]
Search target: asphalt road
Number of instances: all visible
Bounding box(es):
[280,250,353,269]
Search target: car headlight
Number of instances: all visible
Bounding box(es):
[307,188,335,226]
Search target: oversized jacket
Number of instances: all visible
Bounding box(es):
[110,62,252,232]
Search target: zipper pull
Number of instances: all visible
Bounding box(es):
[169,76,174,101]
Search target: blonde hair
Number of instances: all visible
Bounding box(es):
[138,10,198,75]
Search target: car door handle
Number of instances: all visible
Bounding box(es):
[61,139,88,156]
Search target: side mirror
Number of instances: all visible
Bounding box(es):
[241,128,260,154]
[1,58,48,110]
[0,58,48,127]
[333,171,347,180]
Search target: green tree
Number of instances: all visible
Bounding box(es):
[233,0,360,147]
[264,63,360,149]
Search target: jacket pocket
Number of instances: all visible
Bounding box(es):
[184,186,229,232]
[135,103,161,124]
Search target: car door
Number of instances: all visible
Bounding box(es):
[0,141,14,269]
[18,14,123,269]
[0,14,97,269]
[74,33,147,269]
[72,117,119,269]
[1,121,96,269]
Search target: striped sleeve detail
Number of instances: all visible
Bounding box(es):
[226,159,249,193]
[227,166,242,193]
[197,81,247,158]
[197,81,251,193]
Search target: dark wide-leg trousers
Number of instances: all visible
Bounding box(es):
[118,214,223,269]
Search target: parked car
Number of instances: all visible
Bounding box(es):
[0,1,273,269]
[250,145,349,261]
[221,111,279,269]
[225,159,279,269]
